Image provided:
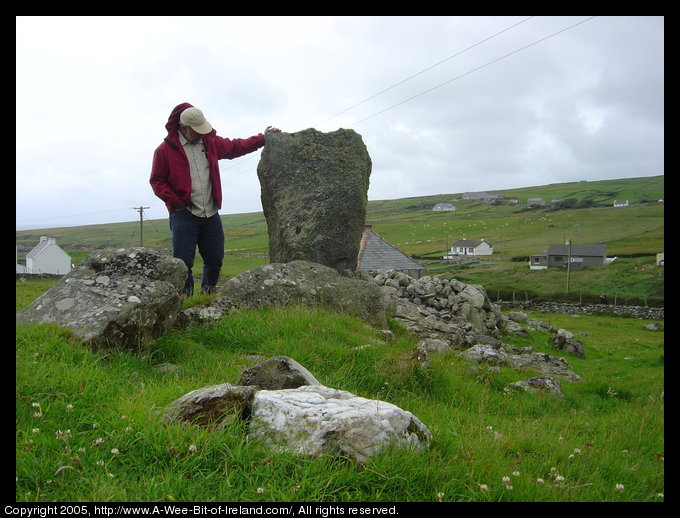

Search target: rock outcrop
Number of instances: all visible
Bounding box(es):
[249,385,431,464]
[370,270,582,382]
[165,356,431,464]
[257,129,372,275]
[374,269,502,343]
[210,261,388,329]
[16,248,186,351]
[461,342,582,382]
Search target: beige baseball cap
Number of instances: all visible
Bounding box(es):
[179,107,213,134]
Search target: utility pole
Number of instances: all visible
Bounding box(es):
[132,206,149,247]
[566,239,572,293]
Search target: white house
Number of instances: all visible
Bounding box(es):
[23,236,72,275]
[432,203,455,211]
[16,245,27,273]
[613,200,629,207]
[446,238,493,257]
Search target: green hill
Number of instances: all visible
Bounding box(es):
[16,175,664,301]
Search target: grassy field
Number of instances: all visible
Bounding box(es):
[16,283,664,502]
[432,256,664,306]
[16,176,664,305]
[15,175,665,502]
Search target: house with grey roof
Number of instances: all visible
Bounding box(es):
[432,203,455,211]
[356,225,425,279]
[22,236,72,274]
[530,243,607,270]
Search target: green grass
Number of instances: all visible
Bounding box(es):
[430,256,664,304]
[16,281,664,501]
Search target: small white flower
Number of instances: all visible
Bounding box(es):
[512,471,520,477]
[615,484,624,492]
[573,448,581,454]
[536,478,544,484]
[479,484,489,492]
[96,460,105,467]
[31,402,40,408]
[32,428,40,434]
[505,485,513,490]
[555,475,565,482]
[124,427,132,434]
[568,454,575,459]
[66,404,74,412]
[94,437,105,446]
[502,476,510,483]
[110,448,120,455]
[55,429,71,440]
[257,487,264,494]
[188,444,197,453]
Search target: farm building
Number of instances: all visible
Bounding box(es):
[19,236,72,275]
[461,192,503,202]
[356,225,425,279]
[527,197,546,207]
[613,200,629,207]
[530,243,607,270]
[432,203,455,211]
[447,238,493,257]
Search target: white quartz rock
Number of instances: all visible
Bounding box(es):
[248,385,431,463]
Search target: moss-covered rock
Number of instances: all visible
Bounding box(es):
[257,128,372,276]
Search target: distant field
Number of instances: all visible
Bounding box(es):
[16,175,663,301]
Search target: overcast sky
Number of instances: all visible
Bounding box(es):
[16,16,664,230]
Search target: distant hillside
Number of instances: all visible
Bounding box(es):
[17,175,663,263]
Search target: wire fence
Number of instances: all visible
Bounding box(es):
[493,288,663,308]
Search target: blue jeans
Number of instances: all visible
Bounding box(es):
[169,210,224,296]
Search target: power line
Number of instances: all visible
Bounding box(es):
[220,17,596,183]
[219,17,539,183]
[351,16,597,126]
[313,16,536,129]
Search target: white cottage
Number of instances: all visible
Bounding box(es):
[24,236,72,274]
[447,238,493,257]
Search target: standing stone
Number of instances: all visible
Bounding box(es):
[257,128,372,275]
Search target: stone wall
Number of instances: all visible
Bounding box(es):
[497,300,664,320]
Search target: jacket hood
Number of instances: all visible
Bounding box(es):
[165,102,217,138]
[165,102,193,135]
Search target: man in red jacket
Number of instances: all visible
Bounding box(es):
[150,102,279,296]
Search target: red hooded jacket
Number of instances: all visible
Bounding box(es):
[150,102,265,213]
